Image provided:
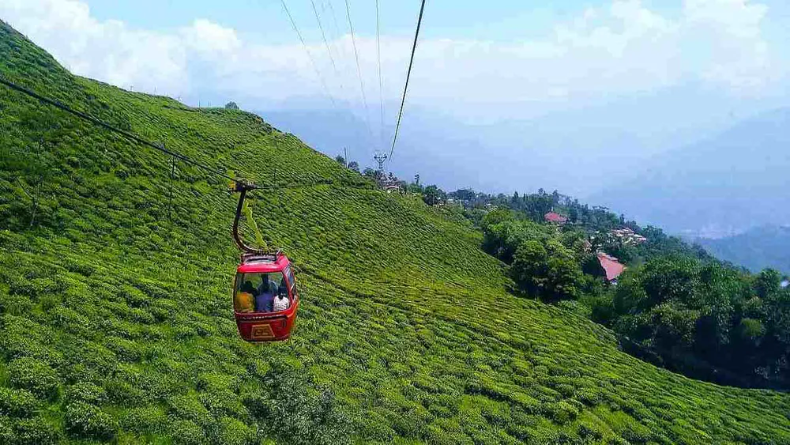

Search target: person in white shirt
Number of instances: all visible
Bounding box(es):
[273,291,290,312]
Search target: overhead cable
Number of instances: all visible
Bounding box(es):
[376,0,385,148]
[388,0,427,160]
[309,0,342,89]
[280,0,338,109]
[343,0,375,146]
[0,76,373,192]
[0,76,239,183]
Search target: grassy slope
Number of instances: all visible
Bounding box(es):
[1,21,789,444]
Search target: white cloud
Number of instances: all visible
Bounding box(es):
[0,0,785,117]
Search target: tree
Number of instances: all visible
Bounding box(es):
[569,206,579,223]
[511,239,582,301]
[451,188,476,202]
[755,269,782,299]
[422,185,443,206]
[335,155,346,167]
[414,174,420,186]
[543,240,584,300]
[511,240,548,296]
[362,168,376,178]
[347,161,360,173]
[225,102,239,110]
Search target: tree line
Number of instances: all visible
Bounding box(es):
[458,190,790,389]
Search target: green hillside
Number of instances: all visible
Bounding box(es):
[699,225,790,275]
[1,21,789,444]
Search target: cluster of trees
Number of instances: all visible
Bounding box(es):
[480,209,602,301]
[448,188,623,228]
[475,203,790,388]
[592,258,790,388]
[334,155,360,173]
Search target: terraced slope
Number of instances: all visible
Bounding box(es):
[1,21,789,444]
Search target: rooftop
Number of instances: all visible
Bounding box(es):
[597,252,625,282]
[544,212,568,224]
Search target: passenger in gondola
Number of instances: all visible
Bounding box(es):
[234,281,256,313]
[255,275,276,312]
[273,287,290,312]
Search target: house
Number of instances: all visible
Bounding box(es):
[544,212,568,224]
[611,228,647,245]
[597,252,625,283]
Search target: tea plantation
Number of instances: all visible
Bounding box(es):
[1,21,789,444]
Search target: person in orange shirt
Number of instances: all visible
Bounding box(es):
[234,281,256,313]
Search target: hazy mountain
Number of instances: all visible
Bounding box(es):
[698,225,790,274]
[258,107,494,190]
[589,107,790,236]
[258,85,783,197]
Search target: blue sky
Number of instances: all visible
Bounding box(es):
[5,0,789,112]
[76,0,790,43]
[2,0,790,195]
[85,0,614,41]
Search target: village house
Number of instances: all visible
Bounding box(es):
[597,252,625,283]
[544,212,568,224]
[611,228,647,245]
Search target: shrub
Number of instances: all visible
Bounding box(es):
[544,400,579,425]
[70,383,107,406]
[11,416,60,445]
[8,357,60,399]
[168,419,206,445]
[65,401,117,440]
[118,405,167,435]
[168,393,212,426]
[199,389,246,418]
[0,315,56,362]
[63,258,95,276]
[105,377,146,406]
[578,421,604,441]
[0,388,38,417]
[0,416,13,444]
[103,336,142,362]
[215,417,256,445]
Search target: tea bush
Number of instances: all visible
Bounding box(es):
[0,387,37,417]
[7,415,60,445]
[65,400,118,440]
[7,357,60,400]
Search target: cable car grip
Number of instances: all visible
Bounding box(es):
[232,180,269,256]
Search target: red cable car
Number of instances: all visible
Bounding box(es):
[231,183,299,342]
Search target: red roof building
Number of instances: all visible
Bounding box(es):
[597,252,625,282]
[544,212,568,224]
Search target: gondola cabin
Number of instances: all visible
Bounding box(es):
[233,252,299,342]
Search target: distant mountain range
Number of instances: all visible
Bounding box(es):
[258,85,784,197]
[590,107,790,236]
[697,225,790,275]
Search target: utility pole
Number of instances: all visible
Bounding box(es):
[373,152,388,188]
[373,152,388,173]
[344,147,348,167]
